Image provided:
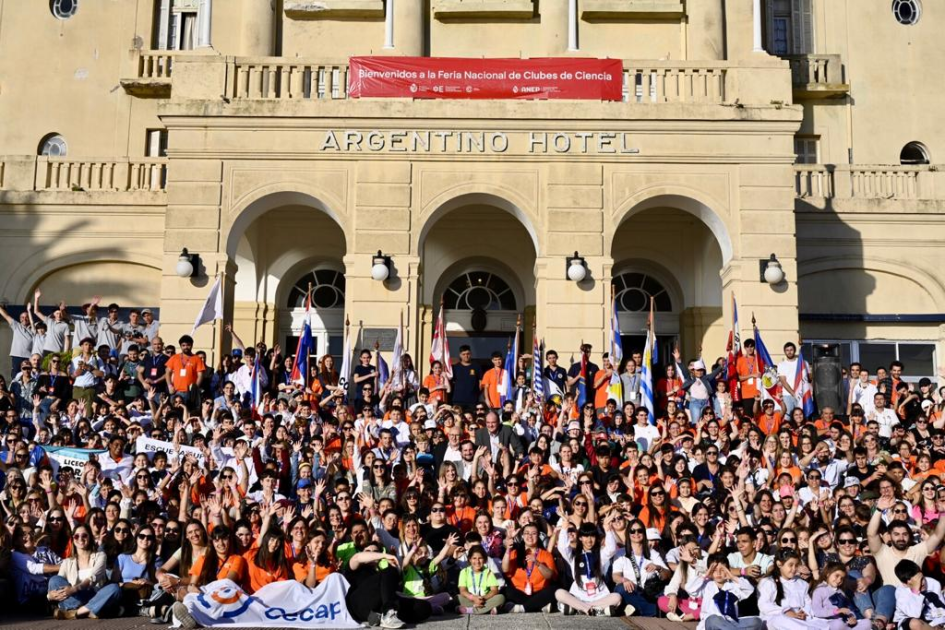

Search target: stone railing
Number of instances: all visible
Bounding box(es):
[784,54,848,97]
[35,157,168,192]
[795,164,940,200]
[220,58,732,103]
[135,51,176,79]
[623,62,727,103]
[226,58,350,100]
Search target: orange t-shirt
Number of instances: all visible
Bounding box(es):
[481,367,505,409]
[736,355,761,400]
[754,411,783,436]
[593,370,613,410]
[447,505,478,534]
[507,548,556,592]
[291,559,336,584]
[191,553,248,584]
[244,557,290,594]
[423,374,449,405]
[166,353,207,392]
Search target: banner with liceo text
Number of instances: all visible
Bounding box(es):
[41,445,106,475]
[136,436,206,466]
[348,56,624,100]
[178,576,359,628]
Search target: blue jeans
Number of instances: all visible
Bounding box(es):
[871,585,896,621]
[48,575,122,617]
[615,584,658,617]
[705,616,764,630]
[689,398,709,425]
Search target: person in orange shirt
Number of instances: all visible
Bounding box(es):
[245,527,291,594]
[291,530,337,587]
[736,339,762,416]
[593,354,617,412]
[753,395,786,436]
[502,522,557,612]
[423,361,452,405]
[186,526,248,594]
[164,335,207,408]
[447,488,478,534]
[480,351,507,410]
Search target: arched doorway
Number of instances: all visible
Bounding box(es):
[420,196,537,365]
[612,198,729,362]
[227,193,347,354]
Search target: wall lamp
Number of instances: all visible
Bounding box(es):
[371,250,392,282]
[176,248,200,278]
[566,251,587,282]
[760,253,785,285]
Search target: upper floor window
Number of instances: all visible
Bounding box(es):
[51,0,78,19]
[795,136,820,164]
[613,272,673,313]
[444,271,516,311]
[39,134,68,157]
[892,0,921,25]
[766,0,813,55]
[287,269,346,309]
[900,142,930,165]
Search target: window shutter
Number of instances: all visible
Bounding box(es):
[791,0,813,54]
[157,0,170,50]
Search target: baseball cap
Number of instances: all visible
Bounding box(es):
[567,421,581,432]
[844,477,860,488]
[423,419,437,430]
[141,308,153,315]
[297,478,312,489]
[693,359,707,371]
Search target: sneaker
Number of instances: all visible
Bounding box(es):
[623,603,636,617]
[379,609,405,629]
[490,607,498,615]
[172,602,199,630]
[459,606,475,614]
[541,603,553,613]
[557,602,573,616]
[666,612,684,622]
[366,611,382,627]
[594,606,613,617]
[54,609,77,620]
[511,604,526,613]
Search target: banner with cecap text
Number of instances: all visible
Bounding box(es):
[349,56,624,100]
[179,575,359,628]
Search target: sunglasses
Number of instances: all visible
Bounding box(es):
[73,533,89,540]
[137,534,156,541]
[893,509,907,514]
[629,528,646,534]
[707,451,719,456]
[838,538,856,544]
[222,474,234,480]
[114,528,130,534]
[651,491,665,497]
[780,537,797,543]
[336,496,350,501]
[573,501,588,507]
[48,516,65,523]
[430,507,445,513]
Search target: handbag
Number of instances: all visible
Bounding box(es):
[628,551,668,602]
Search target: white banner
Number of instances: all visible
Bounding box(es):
[180,575,359,628]
[136,436,206,465]
[41,446,106,475]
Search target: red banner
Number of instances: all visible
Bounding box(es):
[348,57,624,101]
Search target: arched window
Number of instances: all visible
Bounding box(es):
[39,133,68,157]
[892,0,921,25]
[900,141,930,165]
[613,272,673,312]
[51,0,78,19]
[443,271,516,311]
[286,269,345,309]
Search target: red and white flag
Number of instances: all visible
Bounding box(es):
[429,300,452,378]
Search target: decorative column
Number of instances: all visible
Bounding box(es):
[568,0,578,51]
[753,0,764,52]
[384,0,395,49]
[198,0,213,48]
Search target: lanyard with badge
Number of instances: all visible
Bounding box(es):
[583,551,597,596]
[473,569,487,596]
[524,555,537,595]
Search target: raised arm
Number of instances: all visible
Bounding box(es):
[225,323,246,351]
[0,303,14,326]
[32,290,48,323]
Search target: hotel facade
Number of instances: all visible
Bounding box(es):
[0,0,942,381]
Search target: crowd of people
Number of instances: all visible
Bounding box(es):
[2,296,945,630]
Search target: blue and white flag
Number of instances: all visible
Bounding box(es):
[41,445,107,475]
[250,355,264,416]
[290,292,313,385]
[376,349,390,390]
[608,294,624,403]
[641,302,657,424]
[532,332,543,400]
[500,320,520,406]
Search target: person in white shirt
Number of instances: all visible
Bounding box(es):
[662,539,713,622]
[868,392,900,439]
[228,347,268,401]
[893,560,945,629]
[777,343,805,416]
[632,407,661,452]
[698,553,762,630]
[848,370,878,417]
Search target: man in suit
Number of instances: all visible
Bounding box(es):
[474,411,523,462]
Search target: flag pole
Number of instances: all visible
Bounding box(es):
[215,270,225,367]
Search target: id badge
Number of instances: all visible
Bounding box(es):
[180,368,188,377]
[524,582,532,596]
[688,600,699,611]
[150,368,158,377]
[585,581,597,597]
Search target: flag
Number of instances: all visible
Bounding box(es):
[500,319,520,406]
[797,344,815,418]
[608,292,623,404]
[429,300,453,379]
[376,345,390,390]
[574,352,587,408]
[532,331,544,400]
[191,274,224,335]
[249,355,264,416]
[390,315,403,389]
[726,294,743,403]
[290,290,314,385]
[752,316,781,401]
[640,300,656,424]
[337,321,352,400]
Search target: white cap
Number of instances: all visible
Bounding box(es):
[646,528,661,541]
[423,419,437,430]
[693,359,707,371]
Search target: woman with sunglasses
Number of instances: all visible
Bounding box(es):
[11,523,61,611]
[612,517,670,617]
[47,523,122,619]
[638,485,673,533]
[102,517,135,575]
[909,479,941,525]
[156,520,208,603]
[113,524,161,615]
[41,507,74,558]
